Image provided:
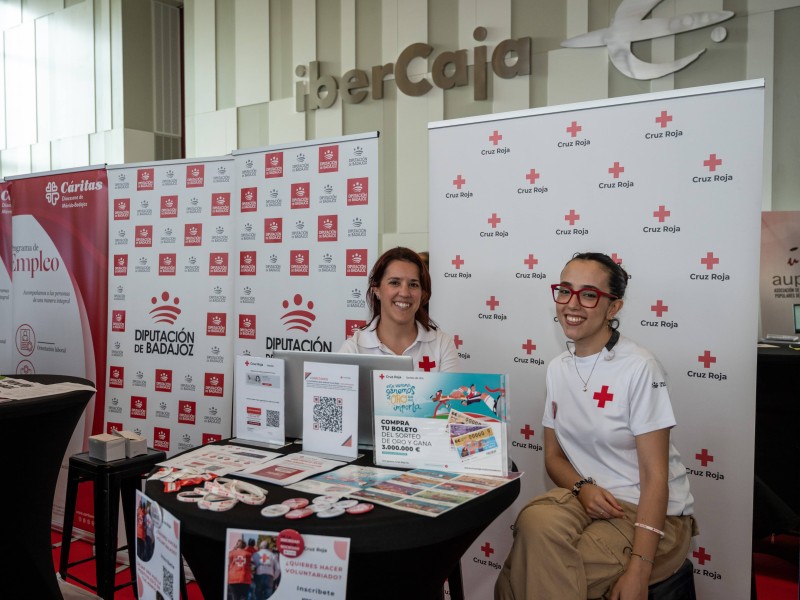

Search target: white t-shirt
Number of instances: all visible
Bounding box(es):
[542,335,693,516]
[338,320,460,372]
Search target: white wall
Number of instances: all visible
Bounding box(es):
[2,0,800,240]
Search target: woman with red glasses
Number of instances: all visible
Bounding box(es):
[495,252,696,600]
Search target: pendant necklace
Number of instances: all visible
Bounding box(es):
[569,330,619,392]
[573,351,602,393]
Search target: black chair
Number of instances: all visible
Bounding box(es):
[648,558,696,600]
[59,449,166,599]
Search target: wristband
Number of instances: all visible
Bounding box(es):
[202,478,267,505]
[176,491,206,503]
[198,493,238,512]
[630,552,654,565]
[571,477,595,497]
[228,479,268,505]
[634,522,665,539]
[204,477,235,497]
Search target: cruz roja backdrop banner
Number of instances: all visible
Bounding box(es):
[6,166,109,529]
[232,132,379,359]
[429,80,764,599]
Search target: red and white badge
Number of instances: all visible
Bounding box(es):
[282,497,310,510]
[284,508,314,520]
[345,502,374,515]
[277,529,305,558]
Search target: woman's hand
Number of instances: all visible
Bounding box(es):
[609,566,649,600]
[576,483,625,520]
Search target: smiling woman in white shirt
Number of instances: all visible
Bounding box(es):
[339,246,459,372]
[495,252,696,600]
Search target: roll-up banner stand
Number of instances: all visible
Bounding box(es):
[429,80,763,599]
[232,132,380,361]
[6,165,108,530]
[105,157,238,457]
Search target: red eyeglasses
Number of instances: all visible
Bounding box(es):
[551,284,619,308]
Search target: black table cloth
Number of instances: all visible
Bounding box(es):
[146,441,520,600]
[0,374,95,600]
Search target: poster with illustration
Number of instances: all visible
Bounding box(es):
[135,491,181,600]
[224,528,349,600]
[372,371,508,476]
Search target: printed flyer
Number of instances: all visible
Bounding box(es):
[135,491,181,600]
[224,528,349,600]
[234,355,286,445]
[348,469,522,517]
[372,371,509,476]
[287,464,403,496]
[301,361,359,458]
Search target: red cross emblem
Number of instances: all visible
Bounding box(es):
[653,205,670,222]
[593,385,614,408]
[693,547,711,565]
[655,110,673,128]
[564,209,580,226]
[608,162,625,178]
[700,252,719,270]
[703,154,722,171]
[651,300,668,317]
[418,356,437,372]
[695,448,714,467]
[526,169,540,185]
[697,350,716,369]
[566,121,582,137]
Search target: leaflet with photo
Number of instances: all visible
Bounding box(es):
[224,527,349,600]
[373,371,509,476]
[234,355,286,445]
[238,452,345,486]
[135,491,181,600]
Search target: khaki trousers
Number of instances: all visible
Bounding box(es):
[494,488,696,600]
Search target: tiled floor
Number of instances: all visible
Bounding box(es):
[51,530,204,599]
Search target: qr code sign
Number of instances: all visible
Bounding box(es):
[313,396,343,433]
[265,409,280,427]
[162,565,174,598]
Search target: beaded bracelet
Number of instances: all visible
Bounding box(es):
[630,552,654,565]
[634,522,665,539]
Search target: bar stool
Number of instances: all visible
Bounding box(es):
[59,448,167,599]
